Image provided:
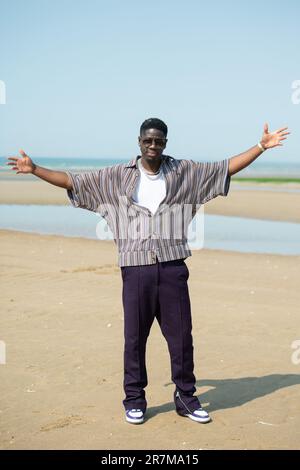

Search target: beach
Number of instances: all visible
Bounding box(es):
[2,0,300,452]
[1,179,300,449]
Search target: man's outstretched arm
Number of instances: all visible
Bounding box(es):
[228,123,290,176]
[6,149,72,190]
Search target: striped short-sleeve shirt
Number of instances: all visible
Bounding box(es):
[66,154,231,266]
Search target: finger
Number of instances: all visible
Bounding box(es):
[264,122,269,133]
[279,137,287,141]
[6,162,16,166]
[7,157,18,161]
[279,131,290,136]
[19,149,27,157]
[276,127,288,133]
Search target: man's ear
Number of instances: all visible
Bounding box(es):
[138,136,141,145]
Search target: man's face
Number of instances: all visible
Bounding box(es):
[138,128,167,161]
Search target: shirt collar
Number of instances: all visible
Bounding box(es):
[125,154,176,170]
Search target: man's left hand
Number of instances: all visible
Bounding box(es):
[260,123,290,149]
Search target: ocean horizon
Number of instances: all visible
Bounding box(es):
[1,156,300,177]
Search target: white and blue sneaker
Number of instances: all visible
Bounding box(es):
[125,408,145,424]
[180,407,211,424]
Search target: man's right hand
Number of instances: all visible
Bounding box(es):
[6,149,72,189]
[6,149,36,174]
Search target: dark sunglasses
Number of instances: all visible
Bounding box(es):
[140,137,167,147]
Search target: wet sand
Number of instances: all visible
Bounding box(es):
[1,176,300,223]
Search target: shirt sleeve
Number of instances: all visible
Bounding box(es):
[194,158,231,204]
[66,170,104,213]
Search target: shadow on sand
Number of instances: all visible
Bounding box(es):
[146,374,300,418]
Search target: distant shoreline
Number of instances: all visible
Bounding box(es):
[1,171,300,184]
[233,177,300,184]
[1,156,300,181]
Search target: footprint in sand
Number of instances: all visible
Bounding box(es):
[40,415,87,432]
[61,264,119,274]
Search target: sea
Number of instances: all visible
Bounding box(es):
[1,156,300,177]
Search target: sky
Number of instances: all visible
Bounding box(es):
[0,0,299,162]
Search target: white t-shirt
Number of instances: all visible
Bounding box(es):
[132,158,166,215]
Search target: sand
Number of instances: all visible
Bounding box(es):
[1,224,300,450]
[1,172,300,449]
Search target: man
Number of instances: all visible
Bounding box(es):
[6,118,290,424]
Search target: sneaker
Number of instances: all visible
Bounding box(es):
[178,407,211,424]
[125,408,144,424]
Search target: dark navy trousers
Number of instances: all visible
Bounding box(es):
[121,258,201,414]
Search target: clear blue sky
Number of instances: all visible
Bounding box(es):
[0,0,299,162]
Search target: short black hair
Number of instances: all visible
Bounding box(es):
[140,118,168,137]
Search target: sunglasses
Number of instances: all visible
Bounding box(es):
[140,137,167,148]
